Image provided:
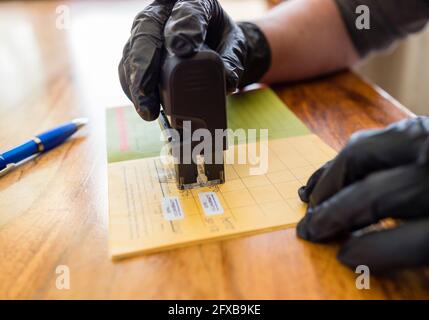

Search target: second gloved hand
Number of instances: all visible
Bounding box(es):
[118,0,271,121]
[297,117,429,274]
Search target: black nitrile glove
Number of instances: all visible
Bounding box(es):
[118,0,271,121]
[297,117,429,274]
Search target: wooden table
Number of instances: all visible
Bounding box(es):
[0,0,428,299]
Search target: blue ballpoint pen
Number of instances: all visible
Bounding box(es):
[0,118,88,177]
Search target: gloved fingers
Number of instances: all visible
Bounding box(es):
[298,161,333,203]
[309,118,429,207]
[119,36,134,102]
[417,137,429,165]
[118,57,132,102]
[164,0,210,57]
[338,218,429,274]
[123,46,163,121]
[297,165,429,242]
[121,1,174,121]
[217,26,247,93]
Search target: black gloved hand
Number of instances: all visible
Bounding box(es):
[118,0,271,121]
[297,117,429,274]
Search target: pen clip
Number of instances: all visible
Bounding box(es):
[0,163,17,177]
[0,153,41,178]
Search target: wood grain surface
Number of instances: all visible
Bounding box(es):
[0,0,428,299]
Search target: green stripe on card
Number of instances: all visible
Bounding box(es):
[227,87,310,140]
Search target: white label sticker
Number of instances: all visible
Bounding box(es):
[198,192,224,216]
[161,196,184,221]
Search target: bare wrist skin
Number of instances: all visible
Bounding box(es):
[254,0,359,84]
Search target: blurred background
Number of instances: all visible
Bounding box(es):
[0,0,428,119]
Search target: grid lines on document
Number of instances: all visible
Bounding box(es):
[116,134,336,239]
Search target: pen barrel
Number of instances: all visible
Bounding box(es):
[0,140,39,166]
[0,156,6,170]
[37,123,78,151]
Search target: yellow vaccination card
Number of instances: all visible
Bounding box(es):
[106,88,336,259]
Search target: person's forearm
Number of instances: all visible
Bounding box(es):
[255,0,360,84]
